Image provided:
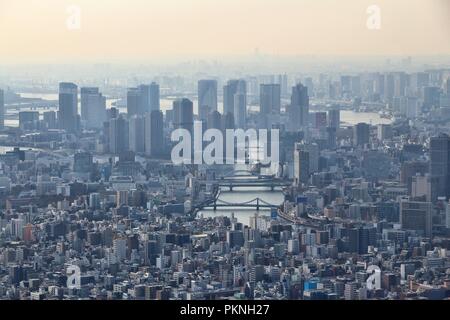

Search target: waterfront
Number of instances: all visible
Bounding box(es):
[339,110,392,126]
[8,93,393,128]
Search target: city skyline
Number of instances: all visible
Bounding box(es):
[0,0,449,304]
[1,61,450,301]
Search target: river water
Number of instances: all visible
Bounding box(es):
[198,186,285,226]
[11,93,392,127]
[197,164,285,225]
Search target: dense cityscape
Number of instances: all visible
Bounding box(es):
[0,60,449,300]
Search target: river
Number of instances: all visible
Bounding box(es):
[11,93,392,128]
[197,164,285,225]
[198,186,285,226]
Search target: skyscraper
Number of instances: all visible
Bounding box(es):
[80,87,97,121]
[233,93,247,129]
[288,83,309,131]
[383,73,395,102]
[423,86,441,110]
[127,87,141,117]
[313,112,327,129]
[340,76,352,96]
[43,111,57,129]
[207,110,222,131]
[144,240,158,266]
[127,83,160,116]
[80,87,106,129]
[19,111,39,130]
[138,84,151,114]
[129,115,146,153]
[410,72,429,95]
[0,88,4,130]
[58,82,78,133]
[260,84,281,129]
[294,143,310,186]
[328,108,340,129]
[145,110,164,158]
[173,98,194,135]
[353,123,370,147]
[149,82,160,112]
[430,134,450,200]
[279,74,288,97]
[393,72,407,97]
[109,115,129,155]
[260,84,281,115]
[198,80,218,121]
[297,142,319,174]
[326,127,337,149]
[223,79,246,116]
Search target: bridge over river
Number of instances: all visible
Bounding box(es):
[199,170,292,191]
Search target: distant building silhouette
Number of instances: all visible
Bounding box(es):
[260,84,281,115]
[259,84,280,129]
[145,110,164,158]
[288,83,309,132]
[198,80,217,121]
[430,134,450,200]
[149,82,160,112]
[58,82,79,133]
[328,108,340,129]
[233,93,247,129]
[223,79,246,117]
[81,87,106,129]
[127,87,141,117]
[129,115,145,153]
[294,143,310,186]
[173,98,194,135]
[109,115,129,154]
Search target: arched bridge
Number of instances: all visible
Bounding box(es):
[201,197,280,211]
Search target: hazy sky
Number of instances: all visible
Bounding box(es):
[0,0,449,64]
